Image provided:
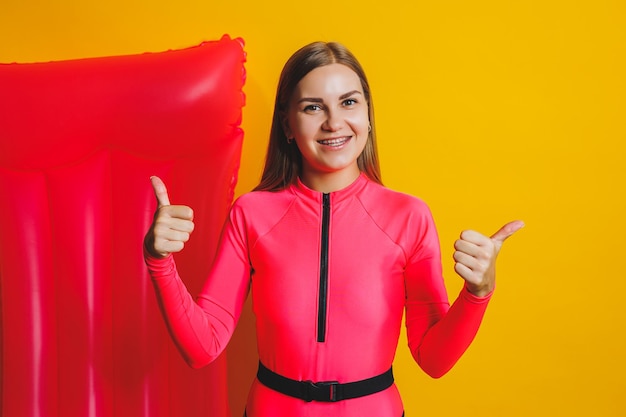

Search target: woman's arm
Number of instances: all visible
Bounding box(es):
[144,176,251,368]
[405,214,523,378]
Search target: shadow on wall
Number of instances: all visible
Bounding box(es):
[227,298,258,415]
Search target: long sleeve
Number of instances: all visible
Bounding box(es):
[407,278,492,378]
[404,209,492,379]
[144,203,252,369]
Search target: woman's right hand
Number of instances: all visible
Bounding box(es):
[144,176,195,258]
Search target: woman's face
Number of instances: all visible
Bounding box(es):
[285,63,369,188]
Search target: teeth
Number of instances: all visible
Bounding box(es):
[318,137,349,146]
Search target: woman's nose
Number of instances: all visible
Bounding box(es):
[322,110,342,131]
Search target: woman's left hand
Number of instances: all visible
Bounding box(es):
[453,220,525,297]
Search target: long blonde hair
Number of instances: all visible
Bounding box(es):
[254,42,382,192]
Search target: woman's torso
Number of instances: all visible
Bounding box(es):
[237,175,429,417]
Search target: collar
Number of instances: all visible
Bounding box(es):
[291,172,369,205]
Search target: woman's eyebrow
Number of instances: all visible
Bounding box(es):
[339,90,362,100]
[297,97,323,104]
[297,90,363,104]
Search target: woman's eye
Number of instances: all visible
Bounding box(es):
[343,98,357,106]
[304,104,321,112]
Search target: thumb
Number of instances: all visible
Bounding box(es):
[490,220,525,248]
[150,176,171,207]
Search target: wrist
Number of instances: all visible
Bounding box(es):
[464,282,494,298]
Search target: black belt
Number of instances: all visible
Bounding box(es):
[256,361,394,402]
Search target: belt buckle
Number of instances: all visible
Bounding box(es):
[304,380,340,402]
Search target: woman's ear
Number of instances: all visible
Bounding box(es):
[281,113,292,139]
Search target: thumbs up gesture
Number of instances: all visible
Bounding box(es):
[453,220,524,297]
[144,176,195,258]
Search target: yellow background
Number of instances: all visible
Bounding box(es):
[2,0,624,415]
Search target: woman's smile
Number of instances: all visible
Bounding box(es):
[317,136,352,148]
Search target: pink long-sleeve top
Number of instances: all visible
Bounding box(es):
[145,173,492,417]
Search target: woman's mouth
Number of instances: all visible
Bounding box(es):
[317,136,351,147]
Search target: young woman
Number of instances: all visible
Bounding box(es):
[144,41,523,417]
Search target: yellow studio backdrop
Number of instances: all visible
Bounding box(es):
[2,0,624,416]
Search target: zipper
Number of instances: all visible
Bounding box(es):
[317,193,331,342]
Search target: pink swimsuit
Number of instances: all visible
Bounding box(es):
[145,173,492,417]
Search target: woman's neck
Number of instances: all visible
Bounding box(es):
[299,167,361,193]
